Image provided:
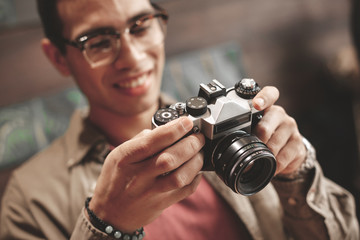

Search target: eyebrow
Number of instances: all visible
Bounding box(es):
[127,10,155,25]
[75,10,156,40]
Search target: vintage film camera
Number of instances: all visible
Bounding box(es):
[152,79,276,195]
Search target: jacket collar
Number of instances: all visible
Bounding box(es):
[65,108,108,168]
[65,94,175,168]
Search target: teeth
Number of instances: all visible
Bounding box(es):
[116,75,147,89]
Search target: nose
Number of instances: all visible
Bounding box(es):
[113,34,146,70]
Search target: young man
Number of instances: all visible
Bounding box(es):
[1,0,358,239]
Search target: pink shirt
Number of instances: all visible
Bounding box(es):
[145,177,251,239]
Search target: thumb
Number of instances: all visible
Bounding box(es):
[252,86,280,111]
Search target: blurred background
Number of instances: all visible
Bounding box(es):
[0,0,359,219]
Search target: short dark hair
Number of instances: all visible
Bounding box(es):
[36,0,66,54]
[36,0,162,56]
[351,0,360,60]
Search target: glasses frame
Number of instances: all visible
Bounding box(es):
[62,4,168,67]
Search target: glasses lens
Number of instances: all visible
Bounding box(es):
[82,14,167,68]
[131,15,166,49]
[83,34,120,68]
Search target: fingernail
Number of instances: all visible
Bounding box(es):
[180,117,193,132]
[254,98,265,108]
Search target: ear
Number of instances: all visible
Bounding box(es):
[41,38,71,76]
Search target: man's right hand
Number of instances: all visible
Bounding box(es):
[88,117,205,233]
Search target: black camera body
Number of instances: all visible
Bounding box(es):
[152,79,276,195]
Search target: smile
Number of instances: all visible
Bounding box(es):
[113,74,148,89]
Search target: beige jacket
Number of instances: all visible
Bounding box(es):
[1,106,359,239]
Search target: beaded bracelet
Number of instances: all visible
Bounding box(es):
[85,197,145,240]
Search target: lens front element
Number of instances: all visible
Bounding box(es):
[212,131,276,195]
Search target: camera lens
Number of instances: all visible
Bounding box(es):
[212,130,276,195]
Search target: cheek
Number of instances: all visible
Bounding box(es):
[153,45,165,83]
[65,52,106,93]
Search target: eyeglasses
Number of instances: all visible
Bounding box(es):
[62,9,168,68]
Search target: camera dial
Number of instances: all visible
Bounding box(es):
[235,78,261,99]
[186,97,207,116]
[153,108,179,126]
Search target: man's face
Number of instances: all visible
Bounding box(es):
[58,0,165,117]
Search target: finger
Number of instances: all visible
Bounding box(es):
[148,133,205,176]
[117,133,204,196]
[155,174,203,209]
[275,136,306,175]
[110,117,194,164]
[265,122,292,156]
[111,149,204,201]
[254,105,286,143]
[155,151,204,192]
[133,129,152,139]
[252,86,280,111]
[264,114,297,156]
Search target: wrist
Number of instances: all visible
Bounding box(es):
[85,197,145,239]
